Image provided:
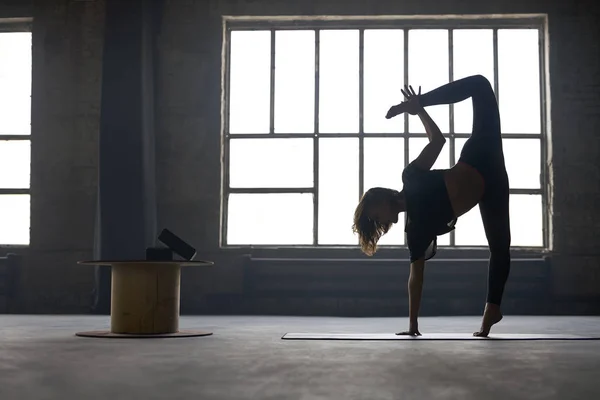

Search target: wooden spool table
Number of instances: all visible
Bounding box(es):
[76,260,214,338]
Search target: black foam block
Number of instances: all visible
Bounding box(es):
[157,228,196,261]
[145,247,173,261]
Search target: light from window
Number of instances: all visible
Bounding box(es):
[456,193,543,247]
[498,29,540,134]
[227,193,313,245]
[0,31,32,246]
[229,31,271,134]
[0,32,31,135]
[0,194,30,246]
[318,137,358,245]
[364,29,404,134]
[225,22,545,248]
[229,138,313,188]
[274,30,315,134]
[319,30,359,133]
[408,29,450,134]
[453,29,495,133]
[0,140,30,188]
[510,194,543,246]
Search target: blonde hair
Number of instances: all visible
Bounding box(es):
[352,187,400,256]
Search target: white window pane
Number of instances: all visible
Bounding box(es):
[229,31,271,134]
[0,140,30,188]
[455,206,487,246]
[227,193,313,245]
[364,138,405,245]
[274,30,315,133]
[455,196,544,247]
[455,138,541,190]
[0,194,30,245]
[453,29,494,134]
[319,138,358,244]
[435,235,449,247]
[408,138,450,246]
[408,138,450,170]
[408,30,449,134]
[450,165,544,247]
[364,29,404,134]
[364,138,405,191]
[498,29,541,134]
[510,194,543,247]
[503,138,540,189]
[229,138,313,188]
[319,30,359,133]
[0,32,32,135]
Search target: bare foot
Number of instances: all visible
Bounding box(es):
[473,303,503,337]
[385,103,404,119]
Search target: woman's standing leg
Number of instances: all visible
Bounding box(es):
[475,169,511,337]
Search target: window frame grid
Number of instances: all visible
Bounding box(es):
[222,16,547,249]
[0,21,33,246]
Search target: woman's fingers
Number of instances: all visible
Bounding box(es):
[403,84,421,98]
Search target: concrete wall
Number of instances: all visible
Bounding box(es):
[0,0,599,314]
[0,0,104,312]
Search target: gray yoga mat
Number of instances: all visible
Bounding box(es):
[282,333,600,341]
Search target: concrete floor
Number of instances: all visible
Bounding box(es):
[1,315,599,400]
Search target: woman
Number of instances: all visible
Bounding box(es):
[352,75,510,337]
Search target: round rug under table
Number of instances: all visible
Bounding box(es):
[75,330,213,339]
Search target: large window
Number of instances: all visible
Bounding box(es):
[222,17,547,248]
[0,28,32,245]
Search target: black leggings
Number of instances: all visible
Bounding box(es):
[420,75,511,306]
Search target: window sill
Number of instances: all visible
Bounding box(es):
[220,245,549,259]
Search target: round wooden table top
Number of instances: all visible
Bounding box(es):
[78,260,214,267]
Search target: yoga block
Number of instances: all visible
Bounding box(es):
[145,247,173,261]
[158,228,196,261]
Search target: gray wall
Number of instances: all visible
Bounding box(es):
[0,0,598,314]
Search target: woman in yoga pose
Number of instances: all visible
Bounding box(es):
[352,75,510,337]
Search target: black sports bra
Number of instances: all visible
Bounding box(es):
[402,162,457,262]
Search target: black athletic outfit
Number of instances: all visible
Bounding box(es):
[402,75,511,306]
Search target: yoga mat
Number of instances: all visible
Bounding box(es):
[282,333,600,341]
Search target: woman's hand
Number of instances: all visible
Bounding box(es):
[401,85,422,115]
[396,320,422,336]
[385,85,423,119]
[396,329,422,336]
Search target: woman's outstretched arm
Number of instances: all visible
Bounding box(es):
[398,86,446,170]
[412,108,446,170]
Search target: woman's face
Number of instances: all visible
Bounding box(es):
[368,198,399,226]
